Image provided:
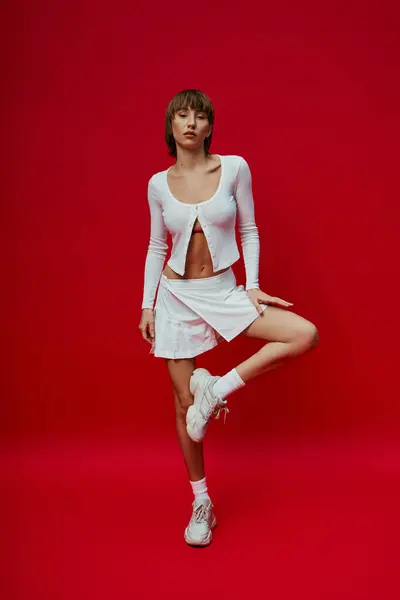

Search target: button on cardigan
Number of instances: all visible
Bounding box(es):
[141,155,261,310]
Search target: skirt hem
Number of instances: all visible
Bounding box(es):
[152,337,219,359]
[222,303,268,341]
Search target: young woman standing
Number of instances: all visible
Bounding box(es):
[139,89,319,547]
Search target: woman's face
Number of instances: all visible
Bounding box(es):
[171,106,211,152]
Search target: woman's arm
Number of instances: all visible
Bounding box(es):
[141,178,168,309]
[234,157,260,291]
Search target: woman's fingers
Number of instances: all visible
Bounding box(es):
[255,301,263,314]
[258,295,293,307]
[272,297,293,307]
[139,320,154,343]
[141,328,150,343]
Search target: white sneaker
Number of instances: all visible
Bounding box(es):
[184,499,217,547]
[186,368,229,443]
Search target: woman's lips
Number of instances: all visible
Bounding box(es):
[184,132,196,137]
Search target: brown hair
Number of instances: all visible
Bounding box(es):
[165,89,215,157]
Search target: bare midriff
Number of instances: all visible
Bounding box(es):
[163,218,230,280]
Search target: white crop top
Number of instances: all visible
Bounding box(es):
[141,155,261,309]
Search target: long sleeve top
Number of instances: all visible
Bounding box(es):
[141,154,261,310]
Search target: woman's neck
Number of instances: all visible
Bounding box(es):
[174,147,210,173]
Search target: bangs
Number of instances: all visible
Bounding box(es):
[167,89,214,121]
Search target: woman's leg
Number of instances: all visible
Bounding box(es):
[235,306,319,381]
[165,357,205,482]
[212,306,319,401]
[187,307,319,443]
[166,357,216,546]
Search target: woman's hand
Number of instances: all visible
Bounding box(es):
[139,308,155,344]
[246,288,294,315]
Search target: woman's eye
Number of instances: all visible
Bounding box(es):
[177,112,206,119]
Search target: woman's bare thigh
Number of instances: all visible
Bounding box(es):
[241,305,318,344]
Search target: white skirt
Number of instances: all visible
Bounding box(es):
[150,267,268,359]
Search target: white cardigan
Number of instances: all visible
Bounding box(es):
[141,155,261,309]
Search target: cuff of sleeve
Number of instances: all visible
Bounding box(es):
[141,302,154,310]
[245,282,259,291]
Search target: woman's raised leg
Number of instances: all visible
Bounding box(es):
[186,307,319,443]
[235,305,319,381]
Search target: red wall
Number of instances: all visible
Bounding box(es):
[4,0,400,440]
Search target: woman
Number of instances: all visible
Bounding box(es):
[139,89,319,547]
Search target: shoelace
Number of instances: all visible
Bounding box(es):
[193,503,212,524]
[204,393,230,424]
[199,376,230,425]
[214,405,230,424]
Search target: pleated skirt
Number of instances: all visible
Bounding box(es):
[150,267,268,359]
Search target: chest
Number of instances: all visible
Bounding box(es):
[162,188,237,235]
[167,166,222,205]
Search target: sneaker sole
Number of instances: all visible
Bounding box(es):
[184,516,217,547]
[186,405,202,443]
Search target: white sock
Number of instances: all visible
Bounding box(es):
[213,368,245,400]
[190,476,210,503]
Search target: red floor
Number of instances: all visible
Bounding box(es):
[2,433,399,600]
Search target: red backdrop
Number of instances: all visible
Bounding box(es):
[3,2,400,598]
[4,0,399,441]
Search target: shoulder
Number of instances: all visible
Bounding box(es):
[220,155,251,183]
[148,169,167,189]
[146,169,168,207]
[220,154,246,165]
[147,169,168,201]
[221,154,249,171]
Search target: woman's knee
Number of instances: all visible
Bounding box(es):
[293,322,320,351]
[174,390,194,420]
